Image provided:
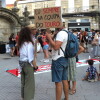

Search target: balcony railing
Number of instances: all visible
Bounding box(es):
[62,5,100,14]
[18,5,100,17]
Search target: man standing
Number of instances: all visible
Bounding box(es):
[46,28,69,100]
[67,29,84,95]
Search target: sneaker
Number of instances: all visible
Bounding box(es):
[43,59,49,63]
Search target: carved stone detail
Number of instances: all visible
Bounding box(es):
[0,8,21,42]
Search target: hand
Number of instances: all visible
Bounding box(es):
[45,32,52,39]
[34,66,38,70]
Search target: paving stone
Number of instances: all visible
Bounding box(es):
[0,52,100,100]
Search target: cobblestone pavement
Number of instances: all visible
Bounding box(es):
[0,51,100,100]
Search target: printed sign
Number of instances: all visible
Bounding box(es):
[34,7,62,28]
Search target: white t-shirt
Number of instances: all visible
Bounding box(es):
[52,30,68,60]
[19,42,34,63]
[94,33,100,45]
[99,36,100,45]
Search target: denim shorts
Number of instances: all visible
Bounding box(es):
[9,44,15,48]
[51,57,68,82]
[43,45,49,50]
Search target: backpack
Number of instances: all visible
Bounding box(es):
[60,30,79,58]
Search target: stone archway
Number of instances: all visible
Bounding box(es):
[0,8,21,42]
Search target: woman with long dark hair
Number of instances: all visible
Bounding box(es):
[18,27,37,100]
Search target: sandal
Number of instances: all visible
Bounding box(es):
[69,89,76,95]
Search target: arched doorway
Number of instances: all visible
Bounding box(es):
[0,8,21,42]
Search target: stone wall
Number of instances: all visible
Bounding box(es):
[0,7,21,43]
[0,18,12,42]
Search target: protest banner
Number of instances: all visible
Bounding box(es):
[34,7,62,28]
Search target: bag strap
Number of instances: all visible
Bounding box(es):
[60,47,64,54]
[58,30,69,55]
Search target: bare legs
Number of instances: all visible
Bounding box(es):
[55,80,69,100]
[11,47,15,56]
[72,81,76,91]
[43,49,49,59]
[68,81,76,95]
[55,82,62,100]
[62,80,69,100]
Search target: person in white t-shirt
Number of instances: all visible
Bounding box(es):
[91,30,100,58]
[18,27,38,100]
[46,28,69,100]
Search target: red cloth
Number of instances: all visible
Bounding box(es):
[15,35,19,42]
[42,36,48,45]
[42,36,46,38]
[43,42,48,45]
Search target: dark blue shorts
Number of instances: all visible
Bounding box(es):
[51,57,68,82]
[9,44,15,48]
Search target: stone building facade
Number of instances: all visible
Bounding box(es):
[0,8,21,42]
[0,0,100,42]
[17,0,100,31]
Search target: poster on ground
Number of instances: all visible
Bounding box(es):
[34,7,62,28]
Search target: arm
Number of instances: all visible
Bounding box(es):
[12,38,16,41]
[82,72,89,81]
[27,43,37,68]
[34,39,37,58]
[33,40,38,69]
[46,33,63,50]
[79,34,82,41]
[32,60,37,68]
[77,45,84,54]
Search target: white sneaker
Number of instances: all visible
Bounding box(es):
[43,59,49,63]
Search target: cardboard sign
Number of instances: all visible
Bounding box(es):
[34,7,62,28]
